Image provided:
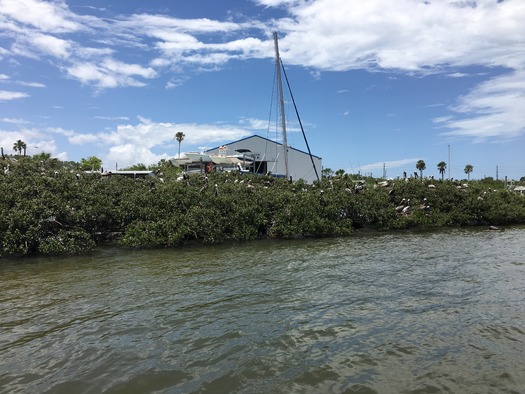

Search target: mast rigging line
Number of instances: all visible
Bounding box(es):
[279,58,320,182]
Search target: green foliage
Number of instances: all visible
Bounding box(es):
[175,131,185,158]
[2,155,525,257]
[13,140,27,156]
[437,161,447,181]
[38,229,95,255]
[477,177,505,190]
[464,164,474,180]
[322,168,334,178]
[79,156,102,171]
[416,159,426,178]
[147,159,182,180]
[124,163,148,171]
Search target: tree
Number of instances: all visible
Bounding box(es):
[175,132,185,158]
[79,156,102,171]
[437,161,447,181]
[322,168,334,178]
[416,160,426,179]
[33,152,52,161]
[464,164,474,181]
[335,169,346,177]
[13,140,27,156]
[124,163,147,171]
[148,159,180,178]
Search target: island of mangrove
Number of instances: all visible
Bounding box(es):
[1,154,525,257]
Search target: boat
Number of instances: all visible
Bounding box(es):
[173,148,256,174]
[172,33,320,181]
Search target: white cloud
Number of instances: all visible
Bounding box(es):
[441,70,525,141]
[0,74,9,80]
[104,117,251,146]
[31,140,62,157]
[0,0,80,33]
[1,0,524,144]
[29,117,253,169]
[46,127,75,137]
[31,32,71,58]
[359,158,420,172]
[75,46,114,59]
[95,116,130,121]
[68,133,98,145]
[0,127,60,157]
[432,116,453,124]
[254,0,299,7]
[0,90,29,100]
[66,59,156,88]
[239,117,269,130]
[99,119,252,168]
[15,81,46,88]
[2,0,524,83]
[122,14,240,35]
[166,79,185,89]
[10,32,72,59]
[101,59,156,79]
[275,0,525,72]
[0,47,10,58]
[1,117,30,124]
[250,0,525,143]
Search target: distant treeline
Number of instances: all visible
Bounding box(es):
[2,157,525,257]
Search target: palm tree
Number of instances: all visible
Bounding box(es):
[175,132,185,158]
[322,168,334,178]
[416,159,426,179]
[464,164,473,181]
[437,161,447,181]
[13,140,26,156]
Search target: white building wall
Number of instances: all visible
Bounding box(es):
[206,135,322,183]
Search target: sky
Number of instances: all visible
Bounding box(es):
[1,0,524,180]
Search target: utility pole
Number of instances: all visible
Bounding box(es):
[383,163,386,179]
[448,144,451,180]
[496,165,499,181]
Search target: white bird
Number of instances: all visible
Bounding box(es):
[395,198,407,213]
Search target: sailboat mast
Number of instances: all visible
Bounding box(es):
[273,32,289,180]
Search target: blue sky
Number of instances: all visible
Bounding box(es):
[1,0,524,180]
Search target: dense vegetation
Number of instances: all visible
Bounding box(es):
[1,156,525,257]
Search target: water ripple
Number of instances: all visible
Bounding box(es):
[1,227,524,393]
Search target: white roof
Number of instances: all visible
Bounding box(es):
[184,152,212,162]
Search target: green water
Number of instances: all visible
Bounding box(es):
[1,228,524,393]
